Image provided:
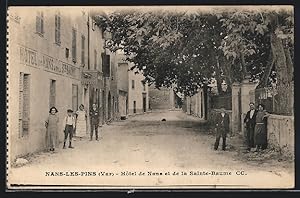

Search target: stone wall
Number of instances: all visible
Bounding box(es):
[149,85,172,110]
[267,114,294,157]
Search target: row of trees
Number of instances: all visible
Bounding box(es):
[93,7,293,114]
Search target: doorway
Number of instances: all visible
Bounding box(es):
[142,93,147,112]
[108,91,111,120]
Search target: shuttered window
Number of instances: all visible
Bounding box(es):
[36,11,44,35]
[19,73,30,137]
[72,84,78,111]
[81,35,85,66]
[55,13,61,44]
[49,80,56,108]
[72,28,77,63]
[101,53,110,77]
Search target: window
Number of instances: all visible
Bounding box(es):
[81,35,85,66]
[72,84,78,111]
[72,28,77,63]
[54,13,61,44]
[49,80,56,108]
[65,48,69,58]
[142,82,146,91]
[19,73,30,137]
[36,11,44,35]
[111,61,114,80]
[94,49,97,70]
[132,80,135,89]
[101,53,110,77]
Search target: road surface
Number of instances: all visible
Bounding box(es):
[8,110,294,189]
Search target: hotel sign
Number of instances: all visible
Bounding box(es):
[19,45,79,79]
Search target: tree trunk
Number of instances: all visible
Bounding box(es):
[215,56,223,95]
[271,32,293,115]
[257,49,275,88]
[219,55,233,93]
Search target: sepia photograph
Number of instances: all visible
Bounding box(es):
[6,5,294,190]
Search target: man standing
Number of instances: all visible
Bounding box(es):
[214,108,230,151]
[90,104,99,141]
[244,102,257,151]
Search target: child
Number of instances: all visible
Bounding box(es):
[62,109,76,149]
[45,107,59,152]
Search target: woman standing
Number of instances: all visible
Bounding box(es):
[75,104,87,140]
[45,107,59,152]
[254,104,269,152]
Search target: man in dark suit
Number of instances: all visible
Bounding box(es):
[244,102,257,151]
[214,108,230,151]
[90,104,100,141]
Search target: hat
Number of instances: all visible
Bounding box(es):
[67,109,73,113]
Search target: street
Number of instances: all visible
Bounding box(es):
[9,110,294,189]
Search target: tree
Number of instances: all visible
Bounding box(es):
[93,7,293,104]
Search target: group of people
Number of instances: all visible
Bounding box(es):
[244,102,269,152]
[214,102,269,152]
[44,103,101,152]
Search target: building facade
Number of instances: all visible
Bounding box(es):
[7,8,117,161]
[127,65,149,115]
[116,53,149,116]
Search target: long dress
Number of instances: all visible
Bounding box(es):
[46,114,59,150]
[75,109,87,137]
[254,111,267,147]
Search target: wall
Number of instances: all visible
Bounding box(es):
[8,8,89,160]
[267,114,294,157]
[148,85,172,110]
[183,89,206,120]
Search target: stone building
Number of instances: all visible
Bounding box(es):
[116,53,149,116]
[7,8,116,161]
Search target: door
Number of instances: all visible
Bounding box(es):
[133,101,136,114]
[108,92,111,119]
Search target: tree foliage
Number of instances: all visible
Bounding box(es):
[93,7,293,97]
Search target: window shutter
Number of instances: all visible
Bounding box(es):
[72,28,77,62]
[72,84,78,111]
[22,74,30,136]
[19,73,24,138]
[40,12,44,34]
[50,80,56,108]
[58,15,61,43]
[36,15,40,33]
[81,35,85,65]
[55,15,58,43]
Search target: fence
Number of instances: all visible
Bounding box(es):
[210,94,232,110]
[255,87,274,113]
[255,84,294,116]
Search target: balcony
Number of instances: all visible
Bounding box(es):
[81,69,103,87]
